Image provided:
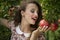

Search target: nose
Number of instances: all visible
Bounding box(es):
[34,12,38,18]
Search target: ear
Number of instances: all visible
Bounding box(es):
[21,11,25,17]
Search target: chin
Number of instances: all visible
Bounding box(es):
[30,23,35,25]
[29,21,36,25]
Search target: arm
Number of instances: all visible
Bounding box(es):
[0,18,10,28]
[30,30,39,40]
[30,29,41,40]
[30,26,49,40]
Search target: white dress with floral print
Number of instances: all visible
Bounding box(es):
[9,21,45,40]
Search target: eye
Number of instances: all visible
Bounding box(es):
[31,9,35,13]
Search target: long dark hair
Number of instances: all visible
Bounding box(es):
[14,0,43,28]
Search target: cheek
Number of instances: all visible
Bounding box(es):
[24,13,31,20]
[27,12,34,18]
[25,12,33,18]
[31,14,34,18]
[25,10,33,17]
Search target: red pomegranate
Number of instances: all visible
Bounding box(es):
[50,23,58,31]
[39,19,49,27]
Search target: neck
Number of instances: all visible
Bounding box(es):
[20,18,32,33]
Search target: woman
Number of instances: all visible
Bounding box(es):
[0,0,49,40]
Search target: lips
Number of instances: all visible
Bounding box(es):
[32,17,37,22]
[31,15,38,23]
[32,18,36,21]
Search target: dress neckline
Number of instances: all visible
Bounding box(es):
[16,25,31,37]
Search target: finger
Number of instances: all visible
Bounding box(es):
[38,26,46,32]
[41,26,46,31]
[37,26,43,32]
[38,26,42,30]
[43,26,48,31]
[38,26,48,32]
[45,27,51,32]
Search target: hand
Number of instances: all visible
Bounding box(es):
[30,26,50,40]
[32,26,50,34]
[38,26,50,33]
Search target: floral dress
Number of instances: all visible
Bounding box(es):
[9,21,45,40]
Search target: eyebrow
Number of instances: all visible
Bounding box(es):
[31,7,38,11]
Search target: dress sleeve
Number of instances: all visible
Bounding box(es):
[9,21,15,29]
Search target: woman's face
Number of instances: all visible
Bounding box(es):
[22,3,38,25]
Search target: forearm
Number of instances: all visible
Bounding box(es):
[0,18,3,25]
[30,27,44,40]
[30,30,40,40]
[30,33,38,40]
[22,32,38,40]
[0,18,9,28]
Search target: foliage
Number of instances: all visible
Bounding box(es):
[0,25,11,40]
[41,0,60,23]
[40,0,60,40]
[0,0,21,40]
[0,0,21,19]
[0,0,60,40]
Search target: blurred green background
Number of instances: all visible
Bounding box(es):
[0,0,60,40]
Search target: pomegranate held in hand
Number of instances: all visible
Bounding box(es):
[39,19,49,27]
